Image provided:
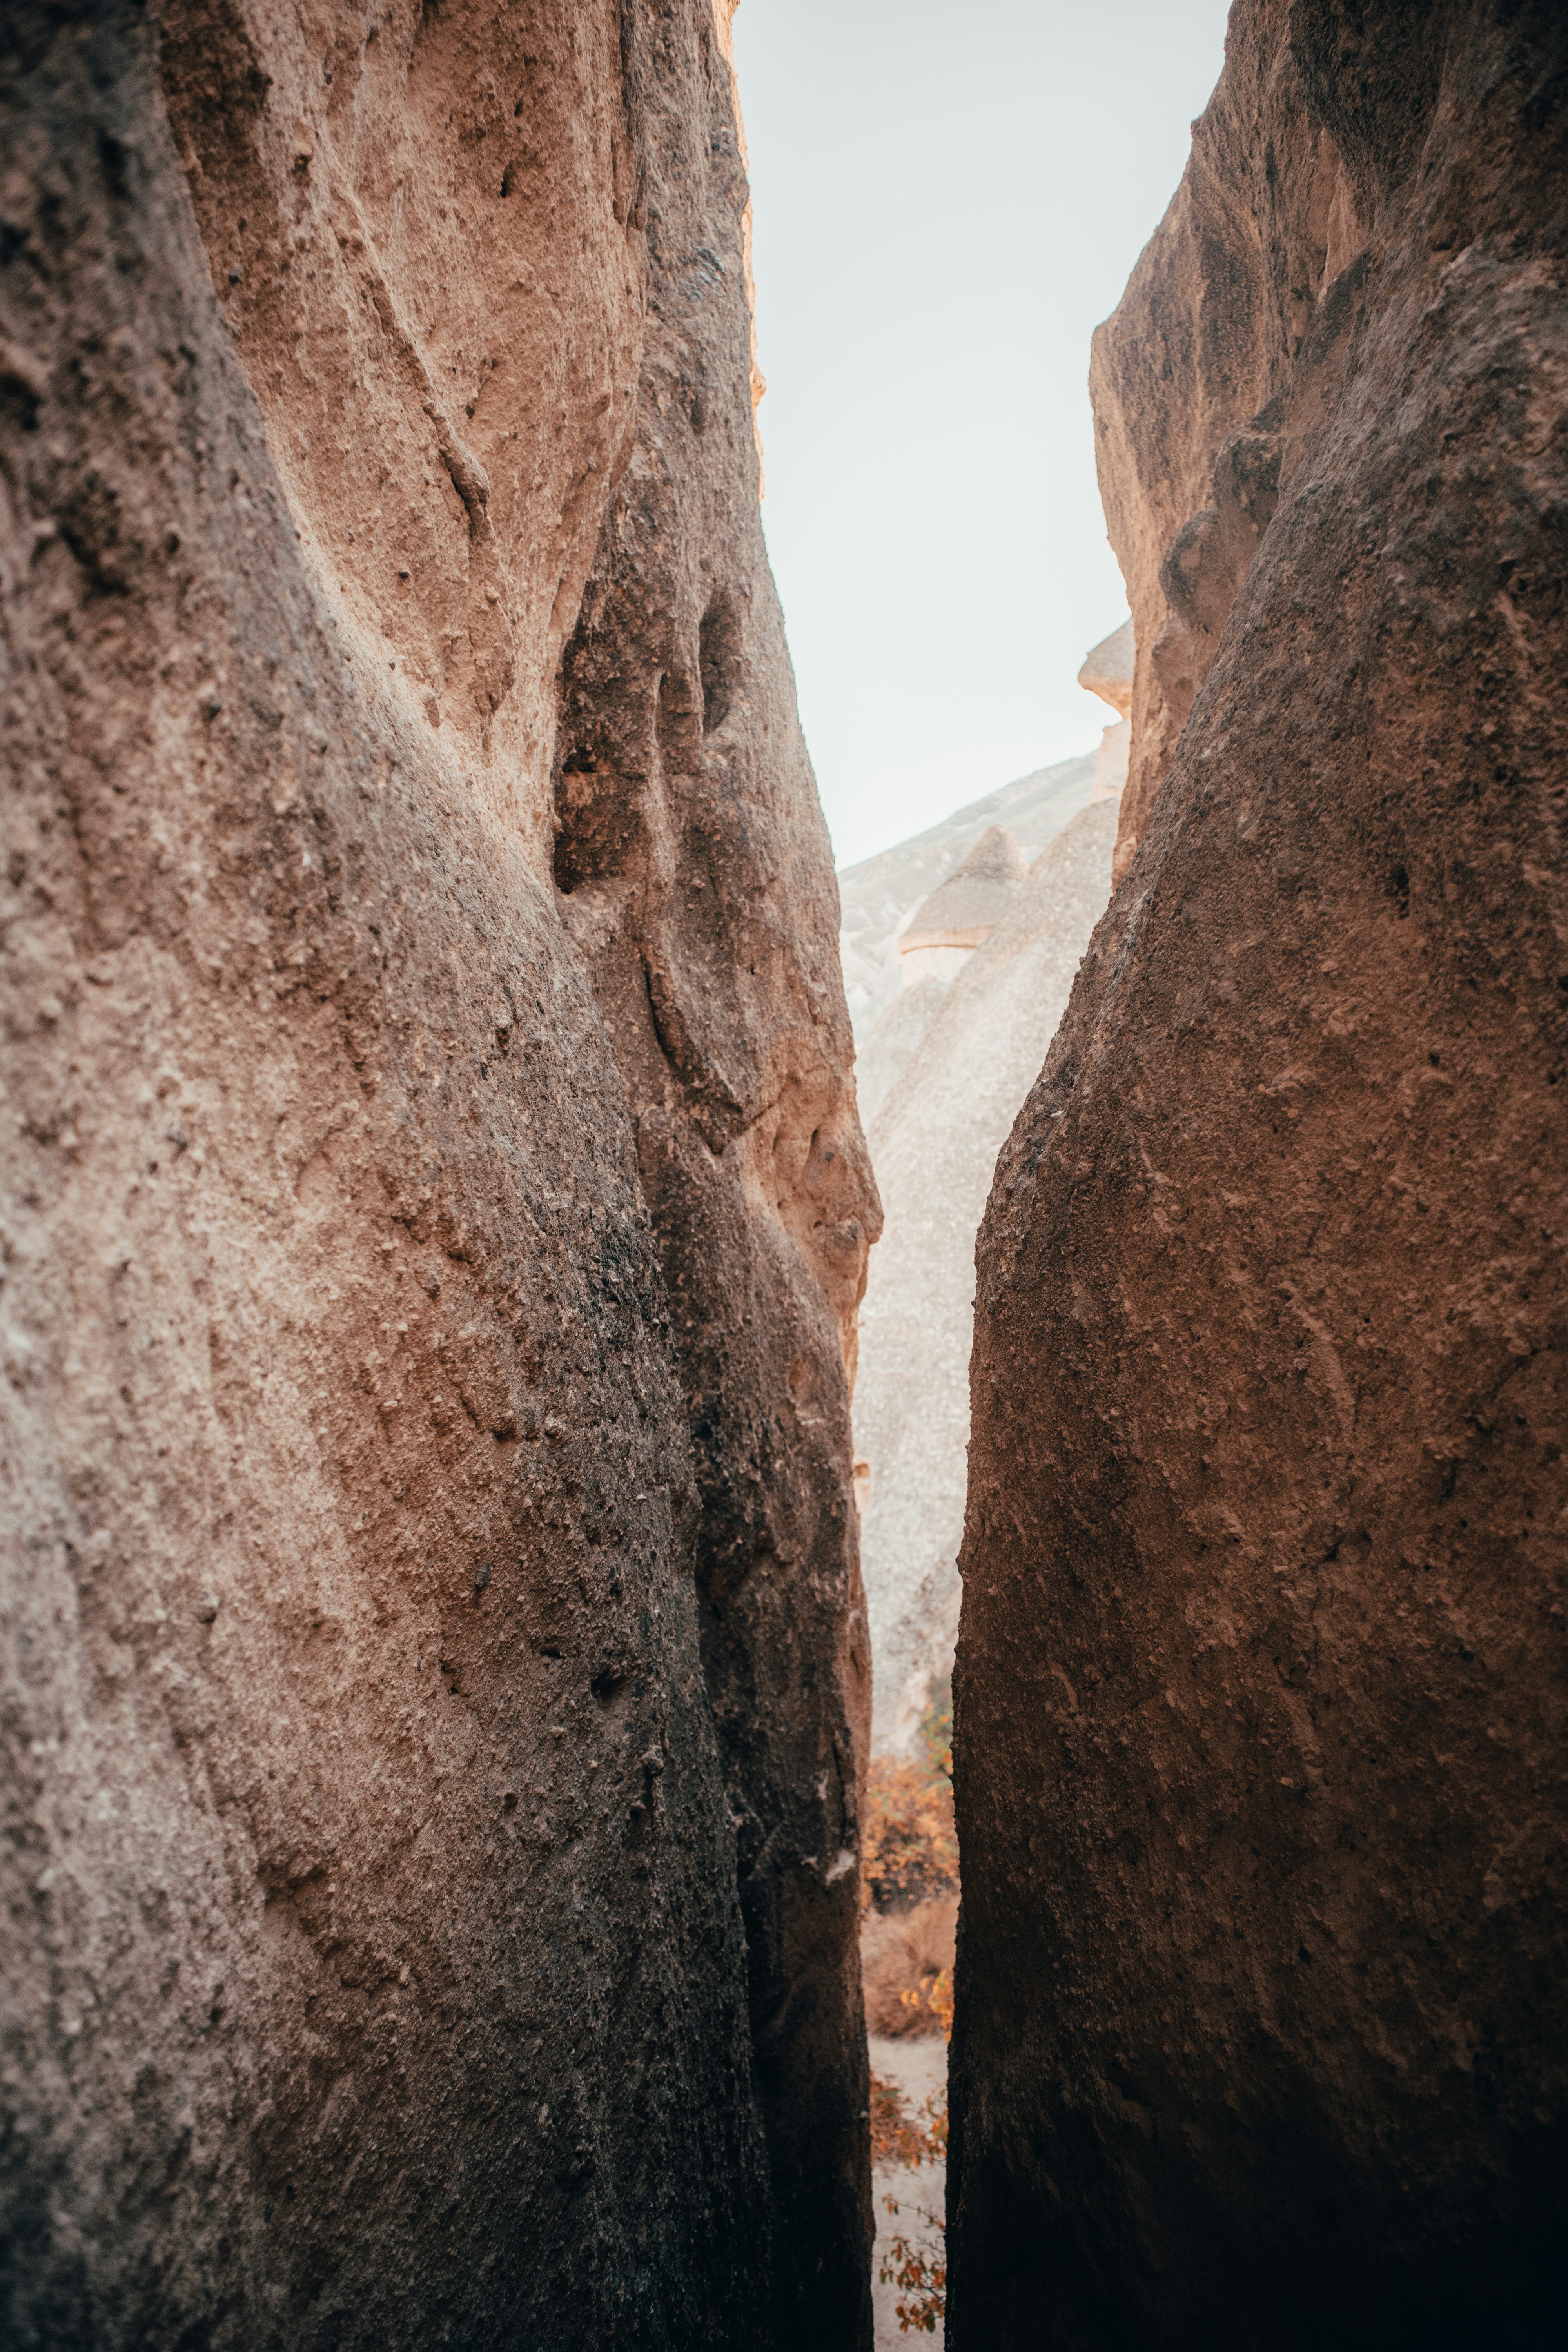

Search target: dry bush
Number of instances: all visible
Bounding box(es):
[862,1896,957,2038]
[862,1761,958,1913]
[870,2071,948,2334]
[870,2072,941,2168]
[880,2225,947,2335]
[864,1681,956,2330]
[863,1677,957,1915]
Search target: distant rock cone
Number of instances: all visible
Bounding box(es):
[837,750,1100,1050]
[896,824,1029,988]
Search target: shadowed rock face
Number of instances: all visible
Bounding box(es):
[0,4,873,2345]
[551,6,880,2325]
[951,5,1568,2349]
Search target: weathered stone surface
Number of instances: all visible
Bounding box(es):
[853,973,950,1137]
[0,3,873,2344]
[856,802,1117,1757]
[551,4,881,2320]
[1075,617,1133,722]
[951,5,1568,2347]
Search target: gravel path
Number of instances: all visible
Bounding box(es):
[869,2034,947,2348]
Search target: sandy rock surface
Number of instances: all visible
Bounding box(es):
[867,2033,947,2352]
[0,3,873,2344]
[852,973,950,1137]
[898,825,1028,965]
[857,804,1117,1754]
[951,4,1568,2347]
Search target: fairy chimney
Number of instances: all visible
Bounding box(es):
[897,824,1028,988]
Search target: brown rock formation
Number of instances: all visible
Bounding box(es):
[0,3,874,2345]
[951,5,1568,2348]
[1092,8,1368,891]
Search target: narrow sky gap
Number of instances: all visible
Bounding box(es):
[732,0,1233,865]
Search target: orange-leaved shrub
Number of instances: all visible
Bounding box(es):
[862,1898,956,2038]
[870,2072,948,2334]
[869,2072,947,2169]
[862,1678,958,1915]
[862,1766,958,1913]
[863,1682,956,2327]
[881,2227,947,2336]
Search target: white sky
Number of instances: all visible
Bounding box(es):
[730,0,1233,866]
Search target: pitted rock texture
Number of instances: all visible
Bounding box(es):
[1091,5,1368,889]
[0,4,874,2346]
[951,5,1568,2348]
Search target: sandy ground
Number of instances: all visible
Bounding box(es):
[869,2033,948,2348]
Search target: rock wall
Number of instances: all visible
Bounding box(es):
[0,4,874,2345]
[550,2,880,2318]
[951,4,1567,2347]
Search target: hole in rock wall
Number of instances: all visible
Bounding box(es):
[552,747,646,897]
[699,594,739,733]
